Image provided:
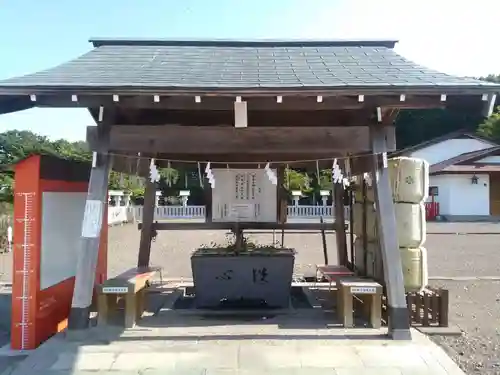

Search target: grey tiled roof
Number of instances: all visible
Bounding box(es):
[0,39,497,92]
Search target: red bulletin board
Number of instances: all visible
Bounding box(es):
[11,154,108,350]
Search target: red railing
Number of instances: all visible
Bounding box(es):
[425,202,440,221]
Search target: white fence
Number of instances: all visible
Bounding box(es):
[107,205,348,223]
[132,205,206,221]
[287,205,333,218]
[1,205,347,251]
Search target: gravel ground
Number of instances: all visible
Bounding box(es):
[426,233,500,278]
[107,224,342,278]
[0,222,499,374]
[429,280,500,375]
[427,222,500,234]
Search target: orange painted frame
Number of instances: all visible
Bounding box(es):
[11,155,108,350]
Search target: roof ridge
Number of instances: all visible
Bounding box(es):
[392,130,498,157]
[430,145,500,173]
[89,38,399,48]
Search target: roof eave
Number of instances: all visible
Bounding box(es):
[0,96,34,115]
[0,84,498,97]
[89,37,400,48]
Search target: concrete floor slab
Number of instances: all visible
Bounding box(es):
[355,345,428,368]
[111,352,176,370]
[50,352,116,371]
[3,321,466,375]
[299,346,363,368]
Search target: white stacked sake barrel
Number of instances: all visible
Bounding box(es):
[352,179,383,279]
[389,157,429,292]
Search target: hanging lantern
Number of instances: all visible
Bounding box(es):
[471,174,479,185]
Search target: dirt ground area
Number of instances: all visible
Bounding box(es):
[0,221,499,374]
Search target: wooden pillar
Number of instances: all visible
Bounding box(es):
[361,178,368,274]
[348,185,354,269]
[369,125,411,340]
[333,183,348,266]
[205,184,212,223]
[69,114,112,330]
[276,167,287,224]
[137,177,156,268]
[276,167,287,246]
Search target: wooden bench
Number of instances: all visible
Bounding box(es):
[316,265,355,289]
[337,278,382,328]
[97,266,162,328]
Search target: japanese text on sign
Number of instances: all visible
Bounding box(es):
[350,286,377,294]
[102,287,128,294]
[215,270,234,281]
[213,268,270,284]
[252,267,269,284]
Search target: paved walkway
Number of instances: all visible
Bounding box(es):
[4,314,465,375]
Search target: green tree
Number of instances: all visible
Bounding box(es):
[318,169,333,191]
[284,168,311,192]
[0,174,14,203]
[159,167,180,187]
[481,74,500,83]
[477,107,500,141]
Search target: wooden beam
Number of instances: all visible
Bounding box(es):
[277,167,287,224]
[204,185,212,222]
[384,126,397,151]
[87,125,371,155]
[138,221,345,231]
[33,93,458,111]
[361,178,368,273]
[350,154,384,175]
[137,176,156,267]
[69,110,114,330]
[369,125,411,340]
[348,186,355,269]
[107,108,377,127]
[333,183,348,266]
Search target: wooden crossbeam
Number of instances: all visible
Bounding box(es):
[137,221,346,231]
[87,125,371,155]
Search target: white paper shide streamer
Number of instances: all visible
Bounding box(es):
[363,172,373,187]
[264,163,278,185]
[332,159,350,189]
[149,158,160,183]
[205,162,215,188]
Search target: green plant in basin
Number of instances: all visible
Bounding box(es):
[194,233,295,256]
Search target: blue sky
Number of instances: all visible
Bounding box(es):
[1,0,499,141]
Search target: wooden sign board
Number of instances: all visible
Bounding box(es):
[350,286,377,294]
[102,287,129,294]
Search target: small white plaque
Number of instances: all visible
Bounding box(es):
[350,286,377,294]
[102,287,128,294]
[81,200,103,238]
[230,204,254,220]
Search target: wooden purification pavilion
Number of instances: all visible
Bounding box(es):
[0,38,498,340]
